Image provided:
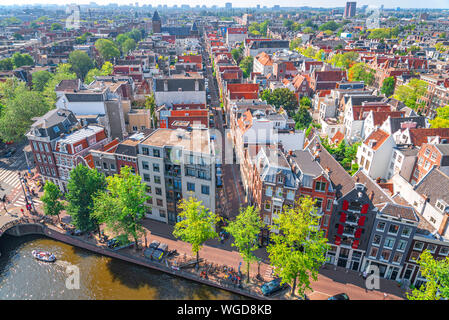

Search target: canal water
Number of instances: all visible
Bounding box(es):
[0,234,246,300]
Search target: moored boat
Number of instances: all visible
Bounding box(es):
[32,250,56,262]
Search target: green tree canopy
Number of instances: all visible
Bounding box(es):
[41,181,65,222]
[0,58,14,71]
[92,166,149,248]
[293,106,312,130]
[225,206,263,282]
[267,196,329,297]
[66,164,107,233]
[318,21,340,31]
[121,38,137,54]
[239,56,254,79]
[51,23,62,31]
[348,62,374,86]
[32,70,53,91]
[0,79,51,142]
[95,39,120,62]
[381,76,396,97]
[84,61,113,84]
[42,63,77,106]
[407,250,449,300]
[173,197,219,264]
[329,52,359,69]
[12,52,34,68]
[393,78,427,110]
[429,105,449,128]
[68,50,94,81]
[261,88,299,116]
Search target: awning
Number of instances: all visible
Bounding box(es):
[337,224,344,235]
[339,212,347,223]
[352,240,359,249]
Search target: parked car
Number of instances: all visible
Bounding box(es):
[260,278,288,296]
[328,293,350,300]
[151,243,168,261]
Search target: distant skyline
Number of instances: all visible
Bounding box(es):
[2,0,449,9]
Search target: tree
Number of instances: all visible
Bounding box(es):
[293,106,312,130]
[267,196,329,297]
[0,58,14,71]
[41,181,65,222]
[122,38,136,54]
[84,61,113,84]
[12,52,34,68]
[51,23,62,31]
[145,93,157,128]
[32,70,53,91]
[348,62,374,86]
[261,88,299,116]
[329,52,358,69]
[42,63,77,106]
[225,206,263,283]
[173,197,219,266]
[95,39,120,62]
[289,38,302,51]
[381,76,396,97]
[68,50,94,81]
[66,164,107,233]
[0,80,51,142]
[429,105,449,128]
[299,96,312,108]
[13,32,23,40]
[393,79,427,110]
[239,56,254,79]
[318,21,340,31]
[407,250,449,300]
[92,166,149,249]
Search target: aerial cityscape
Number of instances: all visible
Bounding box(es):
[0,1,448,304]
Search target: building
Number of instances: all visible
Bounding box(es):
[344,2,357,18]
[152,10,162,33]
[137,128,217,224]
[153,74,206,106]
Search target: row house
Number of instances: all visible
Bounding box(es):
[137,128,217,225]
[392,127,449,147]
[223,83,259,114]
[417,74,449,118]
[157,103,209,129]
[153,74,206,106]
[253,52,273,77]
[53,125,109,192]
[245,39,289,57]
[410,142,449,185]
[26,109,79,188]
[226,27,247,46]
[309,67,347,93]
[354,171,419,281]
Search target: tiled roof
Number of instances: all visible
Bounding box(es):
[255,52,273,66]
[415,167,449,209]
[363,129,390,151]
[377,202,418,222]
[353,170,392,205]
[408,128,449,147]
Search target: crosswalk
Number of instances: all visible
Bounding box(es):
[0,164,21,189]
[13,194,42,208]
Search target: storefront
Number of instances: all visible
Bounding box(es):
[362,259,402,281]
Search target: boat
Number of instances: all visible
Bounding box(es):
[32,250,56,263]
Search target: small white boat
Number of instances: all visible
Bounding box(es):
[32,250,56,263]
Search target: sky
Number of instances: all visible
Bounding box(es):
[0,0,448,9]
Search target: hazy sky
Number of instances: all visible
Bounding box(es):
[2,0,449,9]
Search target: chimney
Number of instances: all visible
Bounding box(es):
[438,211,449,236]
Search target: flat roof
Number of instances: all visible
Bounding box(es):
[140,128,211,154]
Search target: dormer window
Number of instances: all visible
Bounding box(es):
[277,175,284,184]
[436,199,448,213]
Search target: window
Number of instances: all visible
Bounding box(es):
[277,175,283,184]
[380,250,391,261]
[153,163,160,172]
[159,210,166,218]
[44,144,49,152]
[364,159,370,170]
[413,168,419,178]
[155,187,162,195]
[187,182,195,192]
[156,199,163,206]
[201,185,210,195]
[322,215,330,227]
[314,198,323,211]
[397,239,408,252]
[154,176,161,184]
[427,244,436,253]
[402,226,412,238]
[376,222,386,232]
[418,158,424,165]
[32,141,37,151]
[48,156,53,165]
[146,186,151,194]
[51,168,56,176]
[264,201,271,211]
[439,247,449,256]
[384,237,395,249]
[110,163,116,171]
[410,251,420,262]
[265,186,273,197]
[132,126,138,131]
[424,160,430,170]
[142,161,149,170]
[36,153,41,162]
[276,187,283,198]
[315,181,326,192]
[413,241,424,251]
[326,199,332,211]
[388,224,399,235]
[286,190,295,201]
[142,147,149,156]
[153,149,160,157]
[143,173,150,182]
[186,168,195,177]
[392,253,403,264]
[369,247,378,258]
[75,144,82,153]
[431,152,437,161]
[42,154,47,163]
[424,148,430,157]
[38,143,44,152]
[103,162,108,170]
[372,234,382,246]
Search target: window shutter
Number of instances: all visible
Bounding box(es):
[342,200,349,211]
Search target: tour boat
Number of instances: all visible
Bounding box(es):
[32,250,56,263]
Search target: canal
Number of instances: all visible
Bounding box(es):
[0,234,246,300]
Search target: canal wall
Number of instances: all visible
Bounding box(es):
[41,226,268,300]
